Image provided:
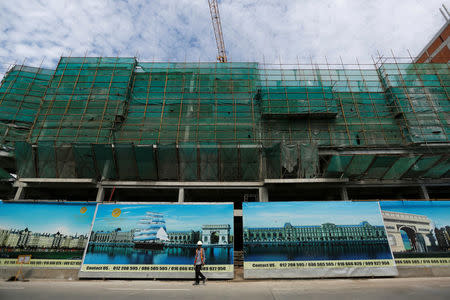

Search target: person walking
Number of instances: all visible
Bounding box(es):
[193,240,206,285]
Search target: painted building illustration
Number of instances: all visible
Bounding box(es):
[381,210,437,252]
[167,231,200,245]
[88,224,232,246]
[202,225,231,245]
[433,226,450,251]
[244,221,387,243]
[0,227,88,250]
[381,209,450,253]
[90,229,136,245]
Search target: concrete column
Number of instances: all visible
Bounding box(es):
[14,185,25,201]
[340,187,349,200]
[258,187,268,202]
[178,187,185,203]
[420,184,430,200]
[96,186,105,203]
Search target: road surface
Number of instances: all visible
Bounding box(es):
[1,277,450,299]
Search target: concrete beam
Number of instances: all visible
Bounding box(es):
[100,181,263,189]
[346,179,450,188]
[18,178,96,184]
[13,181,27,188]
[258,187,268,202]
[178,188,184,203]
[340,187,349,200]
[96,186,105,203]
[420,185,430,200]
[264,178,349,184]
[13,186,25,201]
[319,149,411,156]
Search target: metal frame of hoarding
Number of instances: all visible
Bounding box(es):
[78,202,235,279]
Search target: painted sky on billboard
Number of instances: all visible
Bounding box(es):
[380,201,450,228]
[244,201,384,227]
[0,201,96,236]
[93,204,233,233]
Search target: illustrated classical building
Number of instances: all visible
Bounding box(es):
[0,229,8,245]
[89,229,135,244]
[434,226,450,250]
[27,233,55,248]
[167,231,199,245]
[244,221,387,243]
[4,230,20,247]
[202,225,231,245]
[0,227,88,250]
[381,210,436,252]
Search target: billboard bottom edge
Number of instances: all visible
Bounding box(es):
[244,267,398,279]
[78,271,234,279]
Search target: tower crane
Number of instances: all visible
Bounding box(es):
[208,0,228,63]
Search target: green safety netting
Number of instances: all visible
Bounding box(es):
[15,141,35,178]
[219,145,239,181]
[37,141,57,177]
[0,167,12,179]
[92,144,117,179]
[29,57,136,144]
[12,141,449,181]
[133,145,157,180]
[55,145,76,178]
[0,66,52,146]
[199,145,219,181]
[179,143,198,181]
[72,144,96,178]
[0,59,448,180]
[260,86,337,118]
[114,143,138,180]
[157,144,178,180]
[402,155,442,179]
[379,63,449,144]
[115,62,259,145]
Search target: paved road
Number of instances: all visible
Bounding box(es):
[1,277,450,300]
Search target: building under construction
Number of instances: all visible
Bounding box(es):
[0,55,448,208]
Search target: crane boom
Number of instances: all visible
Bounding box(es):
[208,0,228,63]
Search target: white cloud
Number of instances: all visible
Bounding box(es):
[0,0,447,79]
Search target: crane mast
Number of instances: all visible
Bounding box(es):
[208,0,228,63]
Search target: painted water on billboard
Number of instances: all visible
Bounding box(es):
[0,201,96,268]
[243,201,396,278]
[380,201,450,266]
[80,203,234,278]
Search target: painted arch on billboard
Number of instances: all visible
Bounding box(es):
[380,201,450,267]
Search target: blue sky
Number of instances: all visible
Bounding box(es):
[243,201,384,228]
[0,1,448,78]
[380,201,450,228]
[92,204,233,234]
[0,201,96,236]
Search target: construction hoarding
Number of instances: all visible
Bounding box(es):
[380,201,450,267]
[79,203,234,278]
[243,201,398,278]
[0,201,96,269]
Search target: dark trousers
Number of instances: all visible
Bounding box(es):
[195,264,205,283]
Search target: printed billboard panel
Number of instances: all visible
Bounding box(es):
[79,203,234,278]
[0,201,96,269]
[243,201,397,278]
[380,201,450,267]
